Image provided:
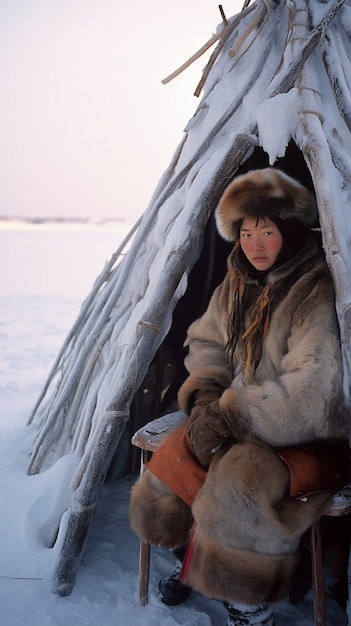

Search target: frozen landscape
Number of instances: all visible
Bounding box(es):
[1,0,351,622]
[0,220,348,625]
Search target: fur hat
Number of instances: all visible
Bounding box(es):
[216,168,318,242]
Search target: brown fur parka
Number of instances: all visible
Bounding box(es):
[178,234,346,446]
[129,169,349,606]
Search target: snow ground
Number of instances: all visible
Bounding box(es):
[0,222,348,625]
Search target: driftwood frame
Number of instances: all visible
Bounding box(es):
[27,0,351,597]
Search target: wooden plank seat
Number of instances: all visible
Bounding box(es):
[131,410,187,454]
[131,412,351,625]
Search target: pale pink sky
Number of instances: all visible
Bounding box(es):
[0,0,243,221]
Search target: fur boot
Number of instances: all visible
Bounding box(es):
[225,601,274,626]
[158,547,192,605]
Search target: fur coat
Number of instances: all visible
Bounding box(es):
[129,169,349,605]
[178,233,346,446]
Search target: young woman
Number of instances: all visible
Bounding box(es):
[129,168,349,626]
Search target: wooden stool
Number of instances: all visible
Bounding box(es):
[131,410,187,606]
[131,414,351,625]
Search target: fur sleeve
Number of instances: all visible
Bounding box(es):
[178,278,232,414]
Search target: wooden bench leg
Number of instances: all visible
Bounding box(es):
[139,540,150,605]
[311,520,326,626]
[138,448,150,605]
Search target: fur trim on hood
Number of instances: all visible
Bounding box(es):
[216,168,318,242]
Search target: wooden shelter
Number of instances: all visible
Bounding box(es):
[27,0,351,600]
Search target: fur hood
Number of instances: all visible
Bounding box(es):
[216,168,318,242]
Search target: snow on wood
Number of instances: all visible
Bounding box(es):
[26,0,351,596]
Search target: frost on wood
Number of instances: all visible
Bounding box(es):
[27,0,351,596]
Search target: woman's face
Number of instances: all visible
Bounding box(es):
[240,216,283,271]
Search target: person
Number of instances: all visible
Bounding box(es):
[129,168,349,626]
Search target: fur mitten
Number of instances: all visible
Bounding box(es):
[188,397,248,460]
